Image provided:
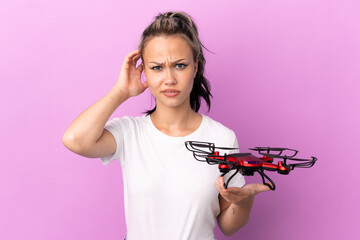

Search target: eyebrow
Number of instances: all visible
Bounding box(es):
[149,58,187,65]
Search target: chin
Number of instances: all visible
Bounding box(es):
[158,99,190,109]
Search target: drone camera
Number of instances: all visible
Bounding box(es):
[240,169,255,176]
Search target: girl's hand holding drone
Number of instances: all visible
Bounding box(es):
[216,176,271,206]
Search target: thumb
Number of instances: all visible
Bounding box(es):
[255,183,272,194]
[243,183,271,195]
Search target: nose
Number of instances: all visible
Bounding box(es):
[164,68,177,85]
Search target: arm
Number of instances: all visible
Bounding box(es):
[217,193,254,236]
[62,87,129,157]
[62,49,147,157]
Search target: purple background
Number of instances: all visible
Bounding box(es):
[1,0,359,239]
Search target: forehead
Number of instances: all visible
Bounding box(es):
[142,35,193,61]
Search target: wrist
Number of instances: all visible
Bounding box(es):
[233,195,254,208]
[111,85,131,101]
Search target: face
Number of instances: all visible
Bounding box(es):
[142,35,198,110]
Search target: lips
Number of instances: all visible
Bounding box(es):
[161,89,180,97]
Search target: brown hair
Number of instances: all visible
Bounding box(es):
[138,11,213,115]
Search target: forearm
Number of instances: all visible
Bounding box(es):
[217,196,254,237]
[63,85,129,146]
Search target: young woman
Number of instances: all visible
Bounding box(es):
[63,11,270,240]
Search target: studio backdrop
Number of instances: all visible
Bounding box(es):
[1,0,359,239]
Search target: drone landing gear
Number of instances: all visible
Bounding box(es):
[257,169,276,191]
[220,169,240,189]
[220,168,276,190]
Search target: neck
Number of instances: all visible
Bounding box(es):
[150,102,201,131]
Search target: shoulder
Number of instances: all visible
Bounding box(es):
[203,115,236,138]
[107,115,146,125]
[105,115,147,134]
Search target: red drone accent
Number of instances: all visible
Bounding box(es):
[185,141,317,190]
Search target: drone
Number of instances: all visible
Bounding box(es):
[185,141,317,190]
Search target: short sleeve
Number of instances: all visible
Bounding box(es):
[100,117,127,165]
[223,132,246,188]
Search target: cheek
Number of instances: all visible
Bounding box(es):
[146,81,155,93]
[144,71,154,86]
[145,76,160,95]
[146,76,159,87]
[186,78,195,91]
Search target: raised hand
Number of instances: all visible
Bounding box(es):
[115,49,148,98]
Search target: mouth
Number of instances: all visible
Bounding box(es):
[161,89,180,97]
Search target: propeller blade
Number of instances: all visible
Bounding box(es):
[186,141,214,148]
[249,147,291,151]
[185,141,238,151]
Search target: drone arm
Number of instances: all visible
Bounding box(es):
[262,162,291,175]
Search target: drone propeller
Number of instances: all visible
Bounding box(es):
[185,141,238,152]
[185,141,240,163]
[187,141,238,150]
[250,147,299,158]
[251,148,317,169]
[282,156,318,169]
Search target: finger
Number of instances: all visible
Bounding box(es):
[260,183,272,192]
[249,183,271,194]
[136,62,144,72]
[132,54,141,66]
[216,176,228,193]
[124,49,141,64]
[216,176,222,192]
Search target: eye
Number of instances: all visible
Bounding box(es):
[151,66,162,71]
[151,64,188,71]
[176,64,187,69]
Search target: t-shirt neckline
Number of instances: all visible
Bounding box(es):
[144,113,206,141]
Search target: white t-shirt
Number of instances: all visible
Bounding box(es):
[100,114,245,240]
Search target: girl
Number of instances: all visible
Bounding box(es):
[63,11,270,240]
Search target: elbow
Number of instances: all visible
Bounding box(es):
[223,231,233,237]
[62,133,99,158]
[223,227,239,237]
[220,229,235,237]
[217,217,235,237]
[62,133,84,154]
[62,133,75,149]
[222,227,244,237]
